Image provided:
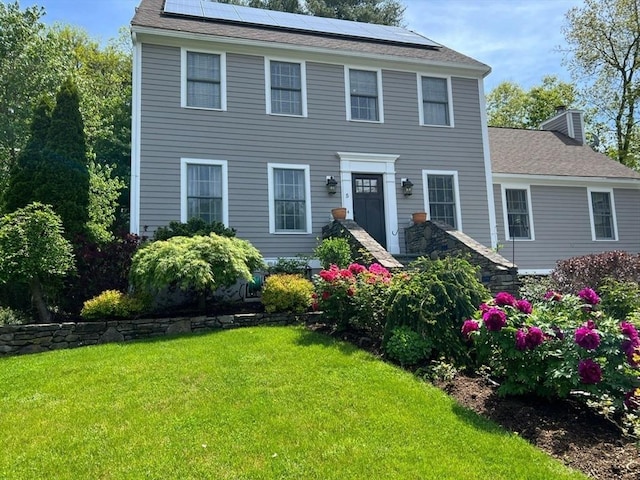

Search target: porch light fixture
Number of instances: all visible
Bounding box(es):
[326,176,338,195]
[401,178,414,196]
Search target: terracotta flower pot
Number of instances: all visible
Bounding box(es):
[412,212,427,224]
[331,207,347,220]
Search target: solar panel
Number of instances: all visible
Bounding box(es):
[164,0,441,48]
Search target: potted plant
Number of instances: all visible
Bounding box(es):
[331,207,347,220]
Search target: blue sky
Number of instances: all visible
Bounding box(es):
[23,0,583,92]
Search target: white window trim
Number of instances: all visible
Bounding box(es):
[344,66,384,123]
[180,47,227,111]
[417,74,454,128]
[337,152,400,254]
[268,163,312,234]
[500,184,535,241]
[180,158,229,225]
[587,187,618,241]
[264,57,308,117]
[422,170,463,230]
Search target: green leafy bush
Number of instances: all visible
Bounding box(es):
[599,278,640,320]
[384,326,429,366]
[314,237,352,269]
[130,234,264,296]
[80,290,147,320]
[466,289,640,437]
[551,251,640,293]
[261,274,313,314]
[384,256,488,363]
[153,217,236,241]
[267,257,310,276]
[0,306,27,326]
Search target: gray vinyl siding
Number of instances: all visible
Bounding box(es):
[138,42,492,258]
[494,183,640,271]
[571,112,584,144]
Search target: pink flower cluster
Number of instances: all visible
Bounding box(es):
[578,358,602,384]
[574,320,601,350]
[578,287,600,306]
[515,326,544,351]
[621,321,640,366]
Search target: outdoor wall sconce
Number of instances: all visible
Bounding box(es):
[401,178,413,196]
[326,176,338,195]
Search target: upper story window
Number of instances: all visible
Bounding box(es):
[419,76,452,126]
[180,158,228,225]
[502,186,534,240]
[266,59,307,116]
[423,170,462,229]
[588,188,618,241]
[268,163,311,234]
[181,49,226,110]
[346,68,383,122]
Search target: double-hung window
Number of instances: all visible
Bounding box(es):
[502,187,534,240]
[268,164,311,234]
[181,159,228,225]
[267,59,306,116]
[420,76,451,126]
[182,49,226,110]
[347,68,382,122]
[588,188,618,241]
[424,171,461,229]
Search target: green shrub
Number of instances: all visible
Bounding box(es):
[80,290,147,320]
[261,274,313,314]
[599,278,640,320]
[384,326,429,366]
[518,274,555,301]
[0,306,27,326]
[384,256,489,363]
[153,217,236,241]
[130,234,264,296]
[267,257,310,276]
[314,237,352,269]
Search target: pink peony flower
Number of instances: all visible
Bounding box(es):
[526,326,544,349]
[339,269,353,278]
[368,263,390,277]
[544,290,563,302]
[515,329,527,350]
[515,299,533,314]
[478,303,491,314]
[578,358,602,384]
[461,319,479,338]
[574,325,601,350]
[348,263,367,275]
[621,321,639,341]
[578,287,600,305]
[483,307,507,332]
[494,291,516,307]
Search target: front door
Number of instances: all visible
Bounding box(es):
[352,173,386,248]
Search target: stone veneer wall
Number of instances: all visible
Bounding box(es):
[322,219,404,269]
[0,312,320,357]
[404,220,519,294]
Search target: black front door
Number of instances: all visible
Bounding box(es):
[352,173,386,248]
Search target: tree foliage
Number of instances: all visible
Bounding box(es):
[562,0,640,168]
[221,0,404,25]
[0,203,75,322]
[487,76,579,129]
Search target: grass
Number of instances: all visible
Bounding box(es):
[0,326,586,480]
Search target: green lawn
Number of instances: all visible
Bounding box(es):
[0,326,586,480]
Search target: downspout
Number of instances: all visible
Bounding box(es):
[130,30,142,235]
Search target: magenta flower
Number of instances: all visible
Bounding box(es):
[515,329,527,350]
[544,290,563,302]
[578,287,600,305]
[526,326,544,349]
[368,263,390,277]
[515,299,533,314]
[494,291,516,307]
[578,358,602,384]
[621,321,639,341]
[348,263,367,275]
[483,307,507,332]
[461,319,480,338]
[574,325,601,350]
[478,303,491,314]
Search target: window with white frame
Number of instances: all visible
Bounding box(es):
[268,164,311,233]
[347,68,381,122]
[182,50,225,109]
[503,187,533,240]
[420,76,451,126]
[181,159,228,224]
[424,171,461,229]
[267,60,305,116]
[588,188,617,240]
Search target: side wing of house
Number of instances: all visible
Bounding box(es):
[493,179,640,273]
[131,1,496,262]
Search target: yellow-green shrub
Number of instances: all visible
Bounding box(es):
[81,290,147,320]
[261,274,313,314]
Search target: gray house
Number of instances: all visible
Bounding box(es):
[130,0,498,264]
[490,109,640,274]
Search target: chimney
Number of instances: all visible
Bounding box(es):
[540,108,586,145]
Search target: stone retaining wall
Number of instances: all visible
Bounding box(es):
[0,311,321,357]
